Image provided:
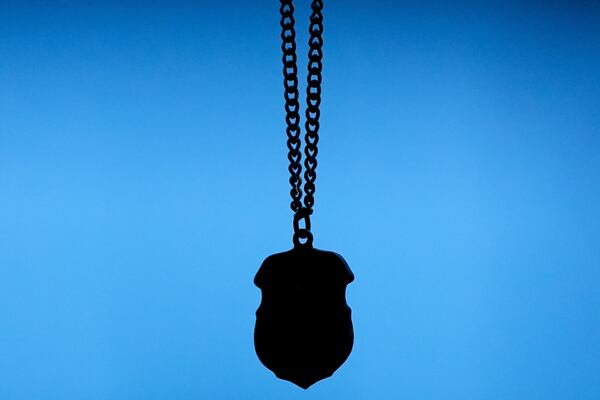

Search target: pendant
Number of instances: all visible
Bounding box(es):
[254,210,354,389]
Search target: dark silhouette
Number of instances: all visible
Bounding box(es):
[254,0,353,389]
[254,244,354,389]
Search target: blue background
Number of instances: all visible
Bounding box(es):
[1,1,599,399]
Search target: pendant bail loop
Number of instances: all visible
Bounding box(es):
[293,207,313,248]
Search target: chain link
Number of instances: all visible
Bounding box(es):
[280,0,323,214]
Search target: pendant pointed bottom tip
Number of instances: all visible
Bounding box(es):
[274,371,334,390]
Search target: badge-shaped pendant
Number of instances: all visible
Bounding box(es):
[254,210,354,389]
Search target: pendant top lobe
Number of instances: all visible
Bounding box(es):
[254,246,354,389]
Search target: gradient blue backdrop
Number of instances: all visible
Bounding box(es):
[1,1,599,399]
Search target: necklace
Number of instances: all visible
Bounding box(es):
[254,0,354,389]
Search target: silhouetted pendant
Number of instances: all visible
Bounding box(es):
[254,246,354,389]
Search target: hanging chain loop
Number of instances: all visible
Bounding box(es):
[293,207,314,248]
[280,0,323,241]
